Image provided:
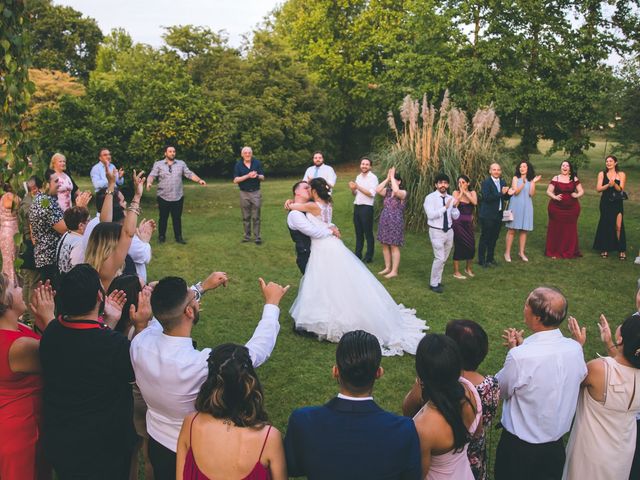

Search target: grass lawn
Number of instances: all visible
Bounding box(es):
[84,139,639,478]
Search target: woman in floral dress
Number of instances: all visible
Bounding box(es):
[376,167,407,279]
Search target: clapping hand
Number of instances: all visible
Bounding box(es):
[502,327,524,349]
[507,188,515,195]
[136,218,156,243]
[348,181,357,191]
[532,175,542,183]
[567,316,586,346]
[555,194,563,201]
[130,288,153,331]
[76,191,93,208]
[259,277,290,306]
[598,314,613,348]
[30,280,56,333]
[248,171,258,179]
[103,290,127,329]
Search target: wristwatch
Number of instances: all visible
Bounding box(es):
[190,282,205,302]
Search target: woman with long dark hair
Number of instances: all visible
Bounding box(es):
[176,344,287,480]
[593,155,627,259]
[504,161,542,262]
[285,178,427,356]
[412,334,481,479]
[451,175,478,279]
[545,161,584,258]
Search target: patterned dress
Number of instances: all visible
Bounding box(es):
[0,194,18,284]
[377,188,406,246]
[467,375,500,480]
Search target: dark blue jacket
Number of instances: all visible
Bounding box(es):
[479,176,511,219]
[284,397,422,480]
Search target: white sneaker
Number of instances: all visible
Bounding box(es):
[634,256,640,265]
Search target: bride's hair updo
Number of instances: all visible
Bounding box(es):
[309,178,332,203]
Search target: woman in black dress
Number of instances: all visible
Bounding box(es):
[593,155,627,259]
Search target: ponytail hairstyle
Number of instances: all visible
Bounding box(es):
[309,177,333,203]
[195,343,269,428]
[620,314,640,369]
[0,274,13,317]
[415,334,474,452]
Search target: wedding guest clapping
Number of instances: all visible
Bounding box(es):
[56,206,89,274]
[411,334,482,479]
[477,163,512,267]
[349,157,378,263]
[451,175,478,279]
[504,161,542,262]
[545,161,584,259]
[50,153,78,211]
[564,314,640,480]
[594,155,627,259]
[177,344,287,480]
[376,167,406,278]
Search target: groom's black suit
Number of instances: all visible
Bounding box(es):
[289,224,312,274]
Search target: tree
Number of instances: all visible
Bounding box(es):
[612,55,640,160]
[28,0,103,81]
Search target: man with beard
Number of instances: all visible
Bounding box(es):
[349,157,378,263]
[423,173,458,293]
[130,272,289,480]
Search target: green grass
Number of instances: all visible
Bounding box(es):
[82,139,639,478]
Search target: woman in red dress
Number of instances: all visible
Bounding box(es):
[545,161,584,258]
[0,275,54,480]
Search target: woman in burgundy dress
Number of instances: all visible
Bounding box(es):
[0,276,54,480]
[452,175,478,279]
[545,161,584,258]
[176,344,287,480]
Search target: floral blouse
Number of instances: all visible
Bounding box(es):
[468,375,500,480]
[29,193,64,268]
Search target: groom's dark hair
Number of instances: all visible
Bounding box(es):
[336,330,381,394]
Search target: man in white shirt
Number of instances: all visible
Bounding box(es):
[423,173,457,293]
[303,151,337,189]
[287,180,340,274]
[495,287,587,480]
[349,157,378,263]
[130,272,289,480]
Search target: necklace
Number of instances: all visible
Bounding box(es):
[222,419,234,432]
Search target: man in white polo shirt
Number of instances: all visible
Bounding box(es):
[495,286,587,480]
[303,151,337,189]
[130,272,289,480]
[349,157,378,263]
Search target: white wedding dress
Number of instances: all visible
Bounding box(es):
[289,203,428,356]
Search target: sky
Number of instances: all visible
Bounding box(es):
[55,0,282,47]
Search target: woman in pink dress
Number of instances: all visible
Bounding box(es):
[0,185,19,285]
[50,153,77,211]
[176,344,287,480]
[412,334,482,480]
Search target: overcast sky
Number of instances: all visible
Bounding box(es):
[55,0,282,47]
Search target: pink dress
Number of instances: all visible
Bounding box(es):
[0,194,18,284]
[426,377,483,480]
[183,414,272,480]
[56,173,73,211]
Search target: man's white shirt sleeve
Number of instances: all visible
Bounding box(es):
[287,211,332,239]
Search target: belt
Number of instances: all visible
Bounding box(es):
[428,225,448,231]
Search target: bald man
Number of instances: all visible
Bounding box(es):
[494,287,586,480]
[233,146,265,244]
[478,163,513,266]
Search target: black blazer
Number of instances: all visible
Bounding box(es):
[284,397,421,480]
[479,176,511,219]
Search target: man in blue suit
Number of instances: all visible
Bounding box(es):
[284,330,422,480]
[478,163,513,267]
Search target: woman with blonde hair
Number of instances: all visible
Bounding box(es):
[84,170,145,290]
[176,343,287,480]
[49,153,78,211]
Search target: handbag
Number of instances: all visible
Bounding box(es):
[610,190,629,202]
[502,209,514,222]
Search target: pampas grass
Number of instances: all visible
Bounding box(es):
[377,92,501,231]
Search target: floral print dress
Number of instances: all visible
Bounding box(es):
[468,375,500,480]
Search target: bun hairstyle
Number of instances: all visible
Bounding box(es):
[309,177,332,203]
[415,334,473,452]
[620,314,640,369]
[195,343,269,428]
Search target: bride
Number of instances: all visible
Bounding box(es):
[286,177,427,356]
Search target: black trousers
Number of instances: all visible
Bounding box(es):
[54,453,130,479]
[149,435,176,480]
[353,204,374,261]
[478,216,502,264]
[495,429,565,480]
[630,419,640,479]
[157,196,184,240]
[296,250,310,274]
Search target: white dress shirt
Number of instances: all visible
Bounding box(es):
[287,210,332,238]
[495,328,587,443]
[130,304,281,451]
[353,173,379,206]
[72,214,152,281]
[303,164,337,187]
[423,190,458,229]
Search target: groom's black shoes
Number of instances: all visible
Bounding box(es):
[430,284,444,294]
[293,324,319,339]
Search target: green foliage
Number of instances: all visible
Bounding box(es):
[612,55,640,161]
[28,0,103,81]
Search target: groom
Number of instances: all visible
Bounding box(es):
[287,181,339,274]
